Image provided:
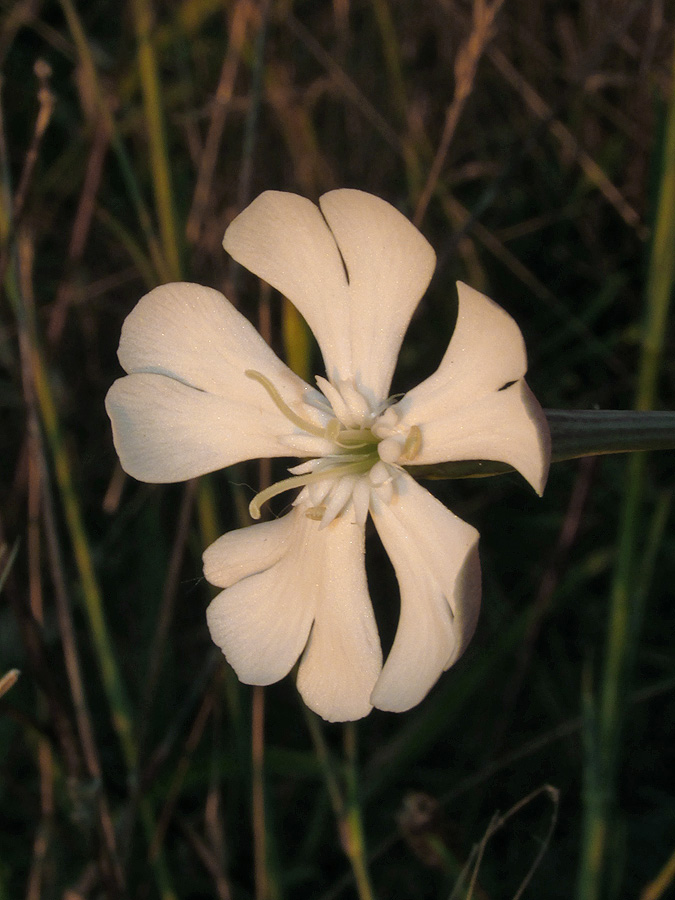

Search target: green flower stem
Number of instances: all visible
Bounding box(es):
[407,409,675,482]
[576,41,675,900]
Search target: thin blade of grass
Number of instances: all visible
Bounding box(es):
[576,40,675,900]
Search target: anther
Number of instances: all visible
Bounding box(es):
[305,506,326,521]
[401,425,422,461]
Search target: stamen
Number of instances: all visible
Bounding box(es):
[305,506,326,521]
[401,425,422,461]
[248,456,375,520]
[331,435,373,451]
[245,370,327,439]
[325,418,341,441]
[330,427,379,451]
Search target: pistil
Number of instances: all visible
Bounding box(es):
[245,370,331,439]
[248,454,376,520]
[245,369,421,522]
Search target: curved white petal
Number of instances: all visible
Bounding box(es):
[223,192,353,384]
[205,509,318,685]
[319,190,436,403]
[106,282,333,482]
[203,515,295,589]
[223,190,435,404]
[393,283,551,494]
[105,373,325,482]
[399,282,528,415]
[370,473,481,713]
[408,380,551,495]
[296,514,382,722]
[205,507,382,719]
[118,282,313,402]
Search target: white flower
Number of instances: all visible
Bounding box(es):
[105,190,550,722]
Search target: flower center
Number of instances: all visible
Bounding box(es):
[245,370,421,522]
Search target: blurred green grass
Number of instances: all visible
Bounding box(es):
[1,1,674,898]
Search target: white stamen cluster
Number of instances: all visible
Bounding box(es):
[246,370,422,526]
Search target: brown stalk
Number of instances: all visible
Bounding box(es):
[204,719,229,897]
[18,231,55,900]
[486,44,646,237]
[0,59,54,303]
[0,0,40,67]
[186,0,253,244]
[140,478,199,735]
[120,478,199,867]
[48,110,111,346]
[286,14,401,151]
[265,60,334,197]
[414,0,506,226]
[148,689,219,865]
[11,59,54,226]
[489,456,597,754]
[178,816,233,900]
[18,231,124,895]
[0,508,82,779]
[41,468,126,894]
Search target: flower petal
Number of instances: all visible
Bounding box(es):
[205,507,382,720]
[296,513,382,722]
[370,473,481,713]
[319,190,436,403]
[203,515,295,588]
[105,373,325,482]
[106,282,333,481]
[223,190,435,404]
[205,509,319,685]
[407,380,551,495]
[118,282,311,401]
[223,192,353,384]
[393,282,551,494]
[400,282,528,413]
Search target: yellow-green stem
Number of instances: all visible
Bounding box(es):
[343,723,377,900]
[130,0,182,282]
[57,0,169,282]
[7,260,176,899]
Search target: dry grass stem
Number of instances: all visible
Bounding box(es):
[414,0,505,226]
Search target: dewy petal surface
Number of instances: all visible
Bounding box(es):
[223,190,435,404]
[296,513,382,722]
[318,190,436,403]
[205,509,320,686]
[106,282,330,481]
[409,381,550,495]
[394,282,551,494]
[206,507,382,721]
[370,473,481,713]
[203,515,295,589]
[396,281,527,415]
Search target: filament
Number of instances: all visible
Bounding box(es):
[245,370,328,439]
